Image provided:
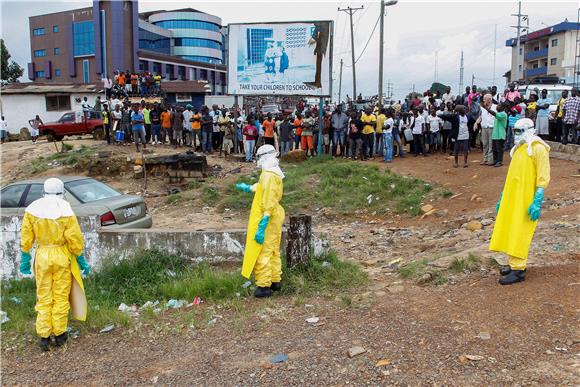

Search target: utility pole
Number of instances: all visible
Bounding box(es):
[378,0,397,107]
[511,1,528,82]
[434,51,439,82]
[471,74,475,88]
[338,5,364,101]
[338,58,343,105]
[575,7,580,86]
[492,24,497,86]
[459,50,464,94]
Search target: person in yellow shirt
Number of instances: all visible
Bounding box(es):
[235,145,285,298]
[19,178,89,351]
[489,118,550,285]
[375,108,386,157]
[555,90,568,142]
[360,107,376,160]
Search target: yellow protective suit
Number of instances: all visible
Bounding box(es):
[489,142,550,270]
[21,212,86,338]
[241,171,285,287]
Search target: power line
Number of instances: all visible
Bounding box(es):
[354,14,380,64]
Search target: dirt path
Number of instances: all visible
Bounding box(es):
[2,262,578,385]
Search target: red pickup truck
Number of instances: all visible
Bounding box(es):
[39,111,104,141]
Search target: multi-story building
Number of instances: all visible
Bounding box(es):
[27,1,227,94]
[506,21,580,83]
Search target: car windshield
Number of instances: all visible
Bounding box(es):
[65,179,121,203]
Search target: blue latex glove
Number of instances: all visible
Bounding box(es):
[19,252,32,275]
[235,183,253,193]
[76,254,91,276]
[527,187,544,221]
[254,215,270,245]
[496,192,503,213]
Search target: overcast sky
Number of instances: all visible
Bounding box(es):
[1,0,578,100]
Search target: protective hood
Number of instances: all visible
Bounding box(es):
[25,178,75,219]
[256,145,285,179]
[510,118,550,158]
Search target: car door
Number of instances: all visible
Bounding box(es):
[59,112,76,135]
[0,184,28,216]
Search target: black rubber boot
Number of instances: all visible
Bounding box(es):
[39,337,50,352]
[254,286,273,298]
[270,282,282,292]
[55,332,68,347]
[499,270,526,285]
[499,265,512,276]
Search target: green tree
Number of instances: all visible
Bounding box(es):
[1,39,24,82]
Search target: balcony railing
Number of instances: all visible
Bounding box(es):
[524,66,548,77]
[525,47,548,61]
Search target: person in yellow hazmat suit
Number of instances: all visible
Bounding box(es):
[235,144,285,298]
[19,178,90,351]
[489,118,550,285]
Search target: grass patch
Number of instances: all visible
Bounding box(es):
[1,249,366,336]
[165,193,182,205]
[448,253,482,273]
[201,185,220,205]
[223,157,433,216]
[397,258,430,279]
[26,145,94,174]
[189,180,202,190]
[441,188,453,198]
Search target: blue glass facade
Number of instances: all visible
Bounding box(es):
[73,21,95,56]
[153,19,220,32]
[32,28,45,36]
[34,50,46,57]
[35,70,45,78]
[138,28,171,54]
[182,55,222,64]
[174,38,221,50]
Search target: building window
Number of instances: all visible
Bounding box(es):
[550,58,557,66]
[54,47,60,55]
[152,62,161,74]
[182,55,222,64]
[138,28,171,55]
[176,93,191,102]
[53,25,59,33]
[34,49,46,57]
[46,95,71,111]
[174,38,221,50]
[153,20,221,32]
[73,21,95,56]
[32,28,45,36]
[35,70,45,78]
[551,39,558,47]
[199,69,207,80]
[55,68,61,77]
[82,59,90,84]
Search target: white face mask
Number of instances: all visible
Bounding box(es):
[514,129,526,145]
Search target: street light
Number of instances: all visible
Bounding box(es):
[378,0,398,107]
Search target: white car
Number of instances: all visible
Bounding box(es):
[518,84,572,120]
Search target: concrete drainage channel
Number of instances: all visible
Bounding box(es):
[0,215,330,280]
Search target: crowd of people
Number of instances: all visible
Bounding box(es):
[67,80,580,164]
[102,70,163,100]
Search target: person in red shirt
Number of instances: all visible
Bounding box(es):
[262,113,276,146]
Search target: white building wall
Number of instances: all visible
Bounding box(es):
[0,92,104,134]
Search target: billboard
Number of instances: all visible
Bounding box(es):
[227,21,333,96]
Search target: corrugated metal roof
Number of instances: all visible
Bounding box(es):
[1,83,104,94]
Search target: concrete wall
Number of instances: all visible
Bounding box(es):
[1,215,329,280]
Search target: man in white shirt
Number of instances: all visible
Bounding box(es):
[0,116,7,143]
[182,104,194,147]
[411,109,427,156]
[478,94,496,165]
[427,109,441,152]
[442,86,455,105]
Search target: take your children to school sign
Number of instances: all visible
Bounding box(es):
[227,21,333,97]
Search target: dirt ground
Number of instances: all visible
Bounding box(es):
[1,138,579,385]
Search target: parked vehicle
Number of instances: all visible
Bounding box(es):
[38,110,104,141]
[517,84,572,121]
[1,176,152,229]
[261,104,281,115]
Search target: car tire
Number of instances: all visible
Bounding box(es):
[92,126,104,140]
[45,130,56,142]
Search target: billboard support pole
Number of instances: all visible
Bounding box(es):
[318,98,324,156]
[234,95,239,153]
